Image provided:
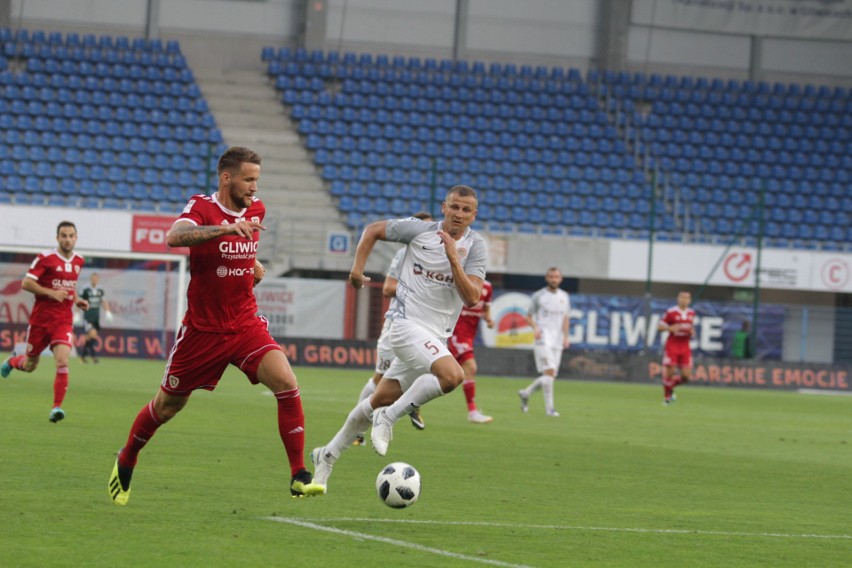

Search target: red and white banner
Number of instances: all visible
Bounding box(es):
[608,241,852,293]
[131,215,188,255]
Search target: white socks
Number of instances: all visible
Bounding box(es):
[522,375,547,396]
[385,374,443,423]
[358,376,377,402]
[326,398,373,459]
[521,375,556,412]
[541,375,555,413]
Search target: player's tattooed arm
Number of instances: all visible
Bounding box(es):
[167,220,264,247]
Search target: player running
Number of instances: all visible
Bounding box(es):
[311,185,487,492]
[448,279,494,423]
[1,221,89,423]
[353,212,433,445]
[107,146,324,506]
[658,291,696,405]
[518,267,571,417]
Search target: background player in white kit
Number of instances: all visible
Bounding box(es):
[518,267,571,417]
[311,185,487,492]
[353,212,433,444]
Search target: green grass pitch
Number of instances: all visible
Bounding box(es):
[1,357,850,567]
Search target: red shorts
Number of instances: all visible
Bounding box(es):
[25,322,74,356]
[662,342,692,368]
[448,335,475,365]
[161,316,282,396]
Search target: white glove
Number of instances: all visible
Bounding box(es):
[105,310,114,322]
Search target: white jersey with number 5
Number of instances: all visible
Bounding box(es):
[384,218,487,339]
[530,287,571,348]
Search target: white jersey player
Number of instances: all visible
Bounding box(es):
[311,186,487,492]
[518,267,571,416]
[354,212,434,441]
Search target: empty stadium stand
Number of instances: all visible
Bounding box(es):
[0,28,225,213]
[593,69,852,250]
[265,47,850,250]
[264,47,668,239]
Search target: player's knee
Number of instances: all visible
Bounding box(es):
[153,396,188,422]
[439,367,465,392]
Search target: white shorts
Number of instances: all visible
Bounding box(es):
[374,319,394,374]
[534,344,563,375]
[383,318,451,391]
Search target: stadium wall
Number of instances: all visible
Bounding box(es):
[10,0,852,84]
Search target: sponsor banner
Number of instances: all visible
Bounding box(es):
[256,278,346,339]
[482,290,785,359]
[131,215,189,255]
[608,241,852,293]
[1,323,174,359]
[273,337,377,368]
[205,336,852,394]
[632,0,852,41]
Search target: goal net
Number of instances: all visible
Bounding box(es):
[0,246,187,359]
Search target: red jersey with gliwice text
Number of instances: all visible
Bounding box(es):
[25,249,85,326]
[176,193,264,332]
[452,280,492,342]
[662,306,695,349]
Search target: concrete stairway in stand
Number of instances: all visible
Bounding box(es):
[193,68,356,275]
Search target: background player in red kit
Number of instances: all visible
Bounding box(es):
[658,291,696,405]
[108,146,324,505]
[1,221,89,423]
[448,279,494,423]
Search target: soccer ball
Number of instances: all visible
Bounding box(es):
[376,462,421,508]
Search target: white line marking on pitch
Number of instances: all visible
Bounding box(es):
[798,388,852,397]
[264,516,534,567]
[289,517,852,541]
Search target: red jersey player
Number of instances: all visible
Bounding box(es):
[1,221,89,423]
[108,147,324,506]
[448,279,494,423]
[657,291,696,405]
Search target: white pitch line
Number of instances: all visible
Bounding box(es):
[292,517,852,541]
[798,388,852,397]
[264,516,534,568]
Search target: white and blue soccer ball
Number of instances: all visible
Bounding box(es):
[376,462,421,508]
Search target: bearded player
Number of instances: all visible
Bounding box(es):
[108,146,324,505]
[658,291,696,405]
[1,221,89,423]
[448,279,494,423]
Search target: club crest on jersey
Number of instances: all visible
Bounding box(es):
[251,216,260,224]
[221,220,229,225]
[168,375,180,388]
[74,265,80,274]
[456,247,467,258]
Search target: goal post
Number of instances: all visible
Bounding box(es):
[0,246,188,359]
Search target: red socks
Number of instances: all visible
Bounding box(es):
[119,401,164,469]
[53,366,68,407]
[9,355,26,370]
[662,375,677,400]
[274,388,306,476]
[463,380,477,411]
